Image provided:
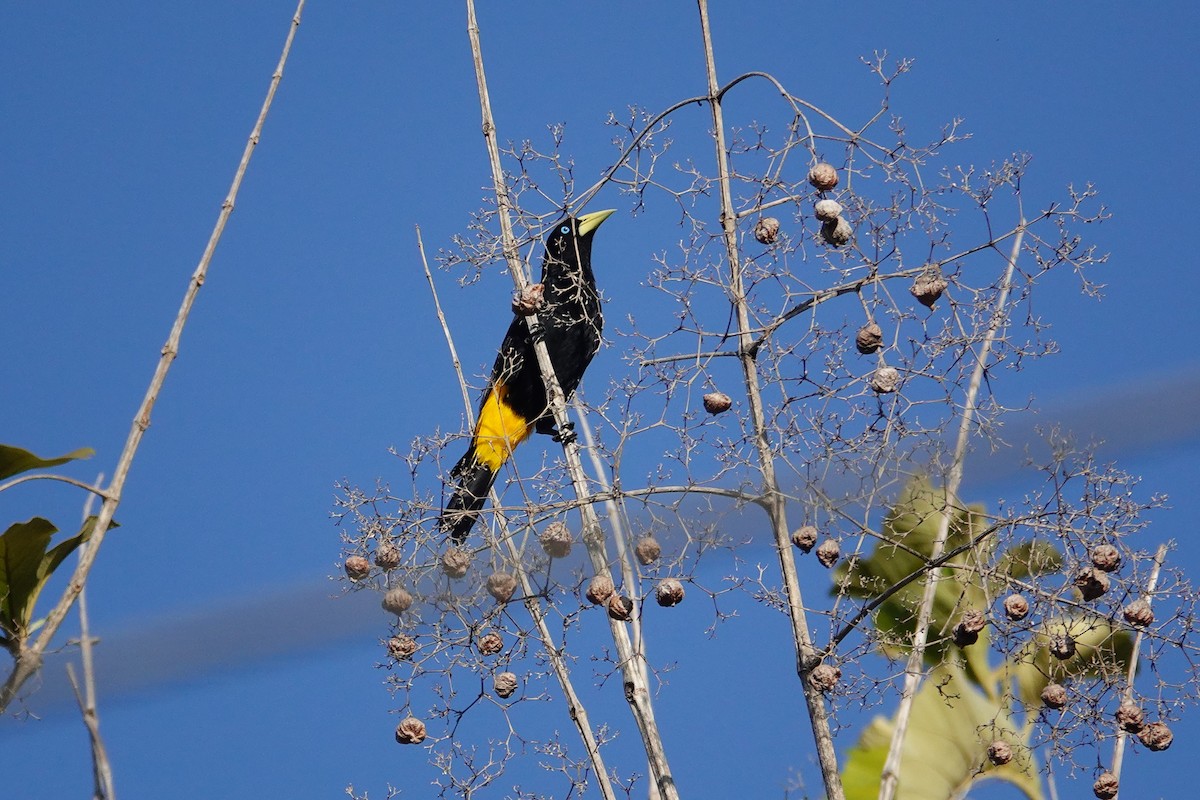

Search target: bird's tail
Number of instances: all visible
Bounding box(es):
[440,449,499,542]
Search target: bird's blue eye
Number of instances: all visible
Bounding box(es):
[560,225,571,235]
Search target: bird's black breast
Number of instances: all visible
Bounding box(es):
[482,215,605,425]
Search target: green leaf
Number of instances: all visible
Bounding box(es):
[842,665,1044,800]
[1012,615,1134,708]
[996,540,1064,580]
[833,476,991,667]
[0,443,94,481]
[0,517,58,637]
[0,515,107,640]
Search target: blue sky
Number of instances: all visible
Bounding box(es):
[3,2,1199,798]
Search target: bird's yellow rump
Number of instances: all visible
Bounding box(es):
[472,381,533,471]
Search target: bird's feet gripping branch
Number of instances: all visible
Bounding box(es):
[439,209,615,543]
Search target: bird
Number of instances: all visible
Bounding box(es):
[440,208,615,542]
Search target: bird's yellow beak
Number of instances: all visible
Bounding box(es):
[576,208,616,237]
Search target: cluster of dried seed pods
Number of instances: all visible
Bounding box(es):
[343,555,370,581]
[539,521,572,558]
[375,541,401,571]
[703,391,732,414]
[486,571,517,603]
[791,525,818,553]
[395,716,427,745]
[910,265,948,308]
[954,609,987,647]
[511,282,545,315]
[855,322,883,354]
[382,586,413,616]
[387,634,419,661]
[635,536,662,565]
[440,546,471,579]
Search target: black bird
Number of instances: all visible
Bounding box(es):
[441,209,615,541]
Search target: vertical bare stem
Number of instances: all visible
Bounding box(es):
[465,3,678,795]
[67,475,115,800]
[877,224,1026,800]
[694,2,844,797]
[0,0,306,714]
[1110,543,1168,794]
[418,228,618,800]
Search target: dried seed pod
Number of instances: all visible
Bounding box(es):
[1049,634,1076,660]
[791,525,818,553]
[1041,683,1068,710]
[1091,544,1121,572]
[910,266,948,308]
[1092,772,1119,800]
[953,624,979,647]
[440,547,471,579]
[343,555,371,581]
[395,716,427,745]
[820,217,853,246]
[540,521,573,559]
[511,282,545,316]
[855,322,883,354]
[814,199,843,222]
[872,366,901,394]
[1138,721,1173,751]
[703,391,732,414]
[815,538,840,568]
[809,663,841,692]
[1116,700,1145,733]
[656,578,685,607]
[387,634,418,660]
[987,740,1013,766]
[1074,566,1111,601]
[493,671,518,699]
[374,541,401,571]
[486,572,518,603]
[754,217,781,244]
[607,594,635,621]
[1003,594,1030,621]
[959,609,987,633]
[381,587,414,616]
[808,162,839,191]
[476,631,504,656]
[635,536,662,565]
[1123,598,1155,627]
[585,575,615,605]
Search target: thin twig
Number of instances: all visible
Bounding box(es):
[1110,543,1168,794]
[70,473,115,800]
[0,473,114,499]
[0,0,306,714]
[695,2,844,797]
[877,222,1026,800]
[465,3,678,795]
[418,227,618,800]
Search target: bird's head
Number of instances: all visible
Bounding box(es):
[545,208,615,260]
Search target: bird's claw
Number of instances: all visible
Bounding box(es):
[551,421,576,444]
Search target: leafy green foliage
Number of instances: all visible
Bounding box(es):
[0,443,93,482]
[839,477,1134,799]
[833,477,988,665]
[0,516,109,643]
[843,666,1043,800]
